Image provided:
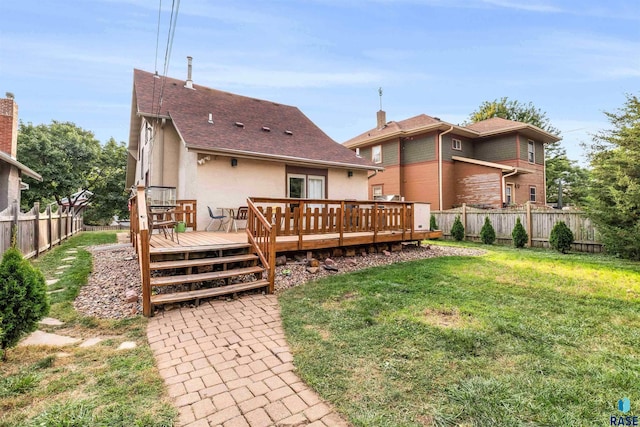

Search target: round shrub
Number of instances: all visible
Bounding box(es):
[430,214,439,231]
[451,215,465,241]
[549,220,574,254]
[0,247,49,360]
[480,216,496,244]
[512,217,528,248]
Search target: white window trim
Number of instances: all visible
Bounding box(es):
[505,183,514,205]
[287,173,307,198]
[529,185,537,203]
[372,145,382,164]
[372,185,383,197]
[528,140,535,163]
[452,138,462,151]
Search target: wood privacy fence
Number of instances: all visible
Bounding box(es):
[0,201,83,259]
[433,203,602,253]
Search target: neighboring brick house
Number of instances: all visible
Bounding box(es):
[0,96,42,212]
[126,60,381,229]
[344,111,560,210]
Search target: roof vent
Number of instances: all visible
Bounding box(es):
[235,122,245,128]
[284,130,293,135]
[433,117,441,121]
[262,126,271,132]
[185,56,194,89]
[208,113,214,124]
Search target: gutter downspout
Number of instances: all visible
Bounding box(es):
[438,126,454,210]
[502,169,518,205]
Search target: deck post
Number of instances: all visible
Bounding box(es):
[268,218,276,293]
[403,203,408,241]
[373,202,378,243]
[339,201,344,246]
[140,229,152,316]
[297,200,305,251]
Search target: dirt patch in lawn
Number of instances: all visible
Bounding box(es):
[422,307,474,329]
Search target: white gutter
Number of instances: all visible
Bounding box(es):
[438,126,454,210]
[502,169,519,205]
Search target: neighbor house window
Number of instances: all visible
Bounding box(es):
[452,138,462,151]
[372,145,382,164]
[528,140,535,163]
[529,186,537,202]
[372,185,383,198]
[505,184,513,205]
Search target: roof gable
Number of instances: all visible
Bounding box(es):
[132,69,376,169]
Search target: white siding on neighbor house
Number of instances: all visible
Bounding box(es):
[328,169,368,200]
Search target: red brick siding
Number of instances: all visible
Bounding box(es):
[369,164,401,198]
[499,160,546,205]
[402,161,438,205]
[0,99,17,157]
[453,162,503,208]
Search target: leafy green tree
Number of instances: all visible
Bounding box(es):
[430,214,439,231]
[549,221,574,254]
[467,97,593,206]
[83,138,129,225]
[17,121,101,211]
[451,215,465,241]
[512,217,528,248]
[467,97,560,135]
[585,94,640,260]
[0,245,49,360]
[480,216,496,244]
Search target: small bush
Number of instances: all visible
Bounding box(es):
[512,217,528,248]
[549,221,574,253]
[430,214,439,231]
[0,247,50,360]
[480,216,496,245]
[451,216,465,241]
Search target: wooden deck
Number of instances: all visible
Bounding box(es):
[150,229,438,253]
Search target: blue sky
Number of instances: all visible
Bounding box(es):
[1,0,638,165]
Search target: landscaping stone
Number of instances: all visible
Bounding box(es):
[306,267,319,274]
[125,289,138,303]
[323,264,338,272]
[19,331,81,347]
[324,258,336,266]
[307,258,320,268]
[383,250,391,256]
[118,341,137,350]
[79,337,103,347]
[39,317,64,326]
[275,255,288,266]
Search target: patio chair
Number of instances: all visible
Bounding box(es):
[206,206,227,231]
[229,206,248,232]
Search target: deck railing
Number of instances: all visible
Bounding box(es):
[129,185,152,316]
[246,198,276,293]
[248,197,416,246]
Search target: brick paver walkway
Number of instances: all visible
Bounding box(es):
[147,294,349,427]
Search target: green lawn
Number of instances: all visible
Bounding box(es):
[280,243,640,426]
[0,232,176,427]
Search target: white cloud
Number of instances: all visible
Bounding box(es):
[481,0,562,13]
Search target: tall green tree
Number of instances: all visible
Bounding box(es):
[467,97,560,135]
[467,97,591,205]
[17,121,101,211]
[585,94,640,260]
[83,138,129,225]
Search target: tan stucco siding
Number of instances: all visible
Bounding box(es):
[328,169,368,200]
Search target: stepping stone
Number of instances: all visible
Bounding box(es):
[62,256,76,261]
[54,271,64,275]
[66,250,78,254]
[19,331,81,347]
[79,337,103,348]
[56,352,71,358]
[117,341,137,350]
[56,265,70,270]
[39,317,64,326]
[47,288,65,294]
[46,279,59,286]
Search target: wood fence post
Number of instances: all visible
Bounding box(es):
[34,202,40,258]
[47,205,52,251]
[526,201,533,247]
[57,205,62,246]
[462,203,467,240]
[11,200,18,247]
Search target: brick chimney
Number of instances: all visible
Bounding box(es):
[0,95,18,158]
[376,109,386,130]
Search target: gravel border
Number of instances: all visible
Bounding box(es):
[74,243,485,319]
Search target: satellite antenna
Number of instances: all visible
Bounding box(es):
[378,87,383,111]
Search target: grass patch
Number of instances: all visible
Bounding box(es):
[280,242,640,426]
[0,232,177,427]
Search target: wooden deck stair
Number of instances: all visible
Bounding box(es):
[148,243,268,309]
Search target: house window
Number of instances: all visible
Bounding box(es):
[505,184,513,205]
[372,145,382,164]
[372,185,383,198]
[287,173,325,199]
[452,138,462,151]
[529,186,537,202]
[528,140,535,163]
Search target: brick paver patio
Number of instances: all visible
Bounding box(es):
[147,294,349,427]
